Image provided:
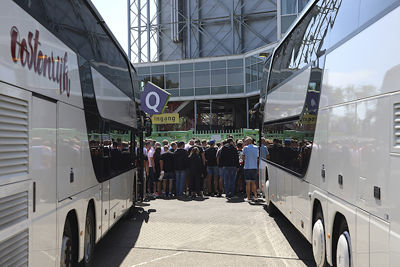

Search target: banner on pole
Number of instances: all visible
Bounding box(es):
[152,113,180,124]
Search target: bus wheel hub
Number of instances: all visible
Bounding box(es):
[312,219,325,267]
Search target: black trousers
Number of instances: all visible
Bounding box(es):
[190,172,201,195]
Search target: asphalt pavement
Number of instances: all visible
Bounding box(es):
[91,196,315,267]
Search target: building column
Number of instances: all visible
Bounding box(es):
[246,97,249,129]
[137,0,141,62]
[147,0,151,62]
[209,99,212,131]
[128,0,131,61]
[194,100,197,132]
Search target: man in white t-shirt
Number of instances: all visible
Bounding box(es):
[184,139,194,151]
[145,142,156,196]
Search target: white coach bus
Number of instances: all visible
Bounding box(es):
[0,0,141,266]
[259,0,400,266]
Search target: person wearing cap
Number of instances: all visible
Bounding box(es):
[205,140,218,196]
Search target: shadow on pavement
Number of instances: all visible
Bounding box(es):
[90,206,155,267]
[226,197,244,203]
[263,205,316,267]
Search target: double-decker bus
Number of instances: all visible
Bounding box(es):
[259,0,400,266]
[0,0,142,266]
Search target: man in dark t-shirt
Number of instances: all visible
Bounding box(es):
[160,146,175,198]
[188,140,206,195]
[205,140,218,196]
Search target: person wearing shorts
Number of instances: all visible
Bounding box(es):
[160,145,175,198]
[242,137,259,201]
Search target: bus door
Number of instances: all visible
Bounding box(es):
[30,96,57,266]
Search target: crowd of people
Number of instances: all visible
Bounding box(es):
[142,136,270,202]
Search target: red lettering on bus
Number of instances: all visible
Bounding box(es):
[10,26,71,97]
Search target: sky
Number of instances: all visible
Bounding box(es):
[92,0,128,55]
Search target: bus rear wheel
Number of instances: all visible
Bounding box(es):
[335,221,351,267]
[312,210,327,267]
[61,219,77,267]
[83,207,96,266]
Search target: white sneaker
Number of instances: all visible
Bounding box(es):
[244,198,250,202]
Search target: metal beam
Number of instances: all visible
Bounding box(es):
[246,97,249,129]
[231,0,234,54]
[128,0,131,61]
[187,0,191,58]
[194,100,197,132]
[147,0,151,62]
[138,0,142,62]
[209,99,212,130]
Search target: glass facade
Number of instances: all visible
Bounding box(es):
[280,0,311,35]
[135,52,269,98]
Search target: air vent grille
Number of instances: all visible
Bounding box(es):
[0,94,28,178]
[0,229,28,266]
[0,191,28,232]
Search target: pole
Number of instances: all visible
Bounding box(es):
[231,0,235,54]
[246,97,249,129]
[209,99,212,131]
[187,0,191,58]
[194,100,197,133]
[147,0,151,62]
[128,0,131,61]
[138,0,142,62]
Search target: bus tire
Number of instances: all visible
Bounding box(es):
[83,207,96,266]
[312,209,328,267]
[335,220,351,267]
[61,219,78,267]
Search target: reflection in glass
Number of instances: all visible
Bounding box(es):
[180,88,194,96]
[328,0,358,48]
[211,69,226,86]
[180,71,193,88]
[228,85,244,94]
[165,64,179,72]
[87,114,134,181]
[195,61,210,70]
[211,60,226,69]
[281,0,297,14]
[227,59,243,68]
[151,65,164,74]
[195,70,210,87]
[227,68,243,85]
[180,63,193,71]
[195,87,211,95]
[359,0,398,25]
[137,66,150,75]
[152,74,165,89]
[269,0,341,92]
[211,86,227,95]
[165,73,179,89]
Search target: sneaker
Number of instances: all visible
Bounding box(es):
[244,198,250,202]
[161,192,166,198]
[154,192,160,197]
